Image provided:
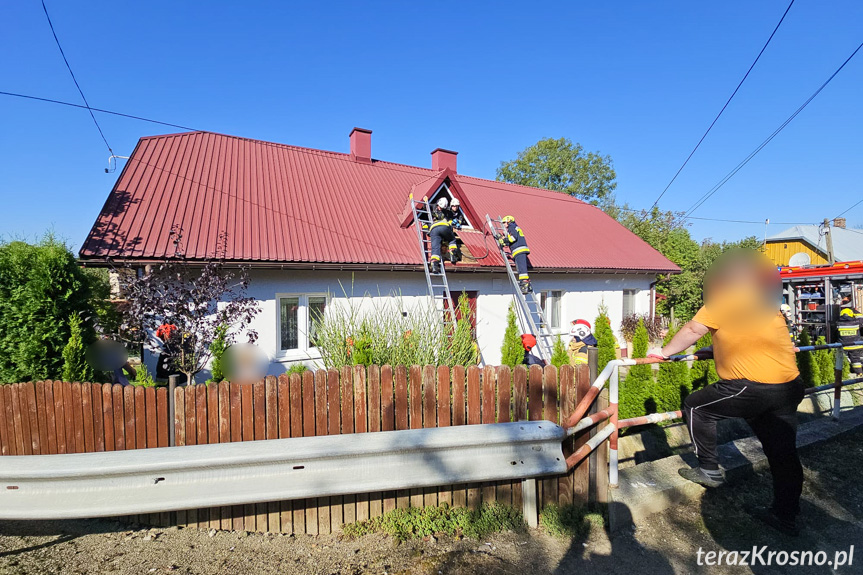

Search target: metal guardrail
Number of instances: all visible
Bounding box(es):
[559,341,863,489]
[0,421,567,520]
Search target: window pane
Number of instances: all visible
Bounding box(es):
[623,290,635,317]
[550,291,562,329]
[280,297,299,350]
[308,296,327,348]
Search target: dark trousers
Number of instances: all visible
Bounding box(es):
[430,226,455,261]
[514,252,529,278]
[683,377,805,520]
[847,349,863,373]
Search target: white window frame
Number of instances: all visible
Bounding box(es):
[276,293,328,360]
[540,290,564,333]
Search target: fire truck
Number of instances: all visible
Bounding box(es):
[780,261,863,343]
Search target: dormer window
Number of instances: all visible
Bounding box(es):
[424,182,474,229]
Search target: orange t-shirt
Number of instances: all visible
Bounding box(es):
[693,299,799,384]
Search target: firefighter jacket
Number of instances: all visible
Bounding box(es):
[429,205,454,230]
[503,221,530,257]
[837,309,863,351]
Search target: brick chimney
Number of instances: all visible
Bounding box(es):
[833,217,847,229]
[349,128,372,163]
[431,148,457,172]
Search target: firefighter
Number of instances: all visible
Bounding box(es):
[499,215,532,294]
[568,319,597,366]
[427,197,460,273]
[837,307,863,374]
[521,334,545,366]
[450,198,466,230]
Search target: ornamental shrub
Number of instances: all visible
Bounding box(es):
[551,334,569,368]
[0,235,96,382]
[208,324,229,383]
[796,330,815,387]
[653,327,690,413]
[619,318,654,419]
[813,336,835,386]
[594,305,616,374]
[500,303,524,368]
[61,313,94,383]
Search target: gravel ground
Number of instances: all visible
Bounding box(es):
[3,425,862,575]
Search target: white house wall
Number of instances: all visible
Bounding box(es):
[247,269,653,372]
[146,269,655,379]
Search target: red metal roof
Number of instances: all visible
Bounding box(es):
[80,131,678,273]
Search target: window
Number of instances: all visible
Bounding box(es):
[540,290,562,330]
[623,289,638,317]
[426,182,473,229]
[278,294,327,353]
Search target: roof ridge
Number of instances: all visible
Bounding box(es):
[139,130,438,175]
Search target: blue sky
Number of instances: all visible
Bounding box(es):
[1,1,861,252]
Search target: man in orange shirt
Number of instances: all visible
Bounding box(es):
[654,250,804,536]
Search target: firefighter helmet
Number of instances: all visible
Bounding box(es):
[450,198,460,208]
[502,215,515,223]
[841,308,855,318]
[436,197,449,209]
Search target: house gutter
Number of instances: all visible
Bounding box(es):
[79,258,678,276]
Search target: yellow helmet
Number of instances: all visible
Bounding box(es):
[840,308,855,318]
[502,215,515,224]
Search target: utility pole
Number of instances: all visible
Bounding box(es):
[823,219,836,265]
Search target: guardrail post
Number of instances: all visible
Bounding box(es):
[522,478,538,528]
[168,374,179,446]
[587,348,599,504]
[608,365,619,488]
[833,350,844,421]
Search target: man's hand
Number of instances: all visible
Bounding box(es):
[647,349,668,361]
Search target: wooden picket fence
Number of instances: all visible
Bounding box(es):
[0,364,608,534]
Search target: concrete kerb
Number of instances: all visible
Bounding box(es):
[608,404,863,533]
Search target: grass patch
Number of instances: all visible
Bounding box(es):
[343,503,525,541]
[539,504,604,539]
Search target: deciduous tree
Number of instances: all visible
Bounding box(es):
[496,137,617,208]
[118,231,260,384]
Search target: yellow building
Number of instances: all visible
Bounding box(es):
[765,223,863,267]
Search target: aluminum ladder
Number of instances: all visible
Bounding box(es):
[486,214,554,361]
[410,194,458,328]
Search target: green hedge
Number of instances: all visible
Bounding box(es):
[0,236,101,383]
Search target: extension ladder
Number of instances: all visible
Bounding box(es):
[486,214,554,361]
[409,194,458,328]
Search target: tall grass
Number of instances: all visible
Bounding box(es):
[313,291,478,369]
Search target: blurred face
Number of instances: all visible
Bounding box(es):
[571,324,591,339]
[704,249,781,319]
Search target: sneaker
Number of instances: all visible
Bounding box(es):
[755,507,800,537]
[678,466,725,488]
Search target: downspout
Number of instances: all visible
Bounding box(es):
[649,280,658,322]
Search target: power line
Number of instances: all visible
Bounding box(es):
[683,39,863,218]
[41,0,113,154]
[0,91,198,131]
[650,0,795,208]
[687,216,811,225]
[833,198,863,220]
[616,206,811,225]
